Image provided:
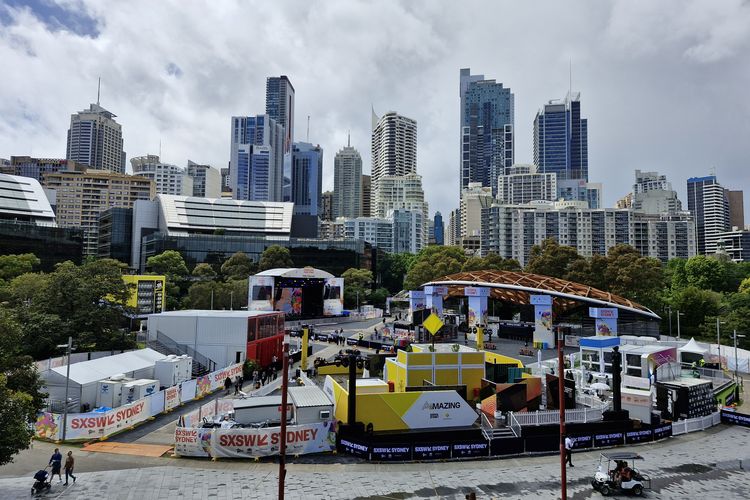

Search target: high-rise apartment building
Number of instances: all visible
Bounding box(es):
[67,103,125,173]
[557,179,602,209]
[460,182,494,239]
[533,92,587,181]
[481,201,696,266]
[371,110,417,215]
[361,174,372,217]
[291,142,323,216]
[1,156,81,182]
[447,208,461,246]
[727,190,745,229]
[321,191,334,221]
[44,168,154,255]
[229,115,284,201]
[341,209,425,254]
[186,161,221,198]
[497,164,557,205]
[687,175,730,255]
[131,155,192,196]
[333,137,363,219]
[220,167,231,194]
[631,170,682,214]
[433,211,444,245]
[266,76,295,202]
[460,68,514,195]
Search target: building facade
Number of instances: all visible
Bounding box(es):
[447,208,461,246]
[727,190,745,230]
[433,211,444,245]
[687,175,730,255]
[97,207,133,264]
[265,76,295,202]
[229,114,284,201]
[716,230,750,262]
[533,92,587,181]
[371,111,417,215]
[44,168,155,256]
[372,173,428,248]
[557,179,602,209]
[460,68,514,195]
[186,161,221,198]
[631,170,682,214]
[320,191,334,221]
[1,156,82,181]
[361,174,371,218]
[497,164,557,205]
[333,139,363,219]
[460,182,494,239]
[66,103,125,173]
[131,155,192,196]
[481,201,696,265]
[291,142,323,216]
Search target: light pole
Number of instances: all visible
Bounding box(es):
[716,319,726,368]
[210,289,214,310]
[732,330,746,382]
[230,291,234,311]
[676,311,685,340]
[356,290,360,313]
[57,337,73,442]
[667,306,673,337]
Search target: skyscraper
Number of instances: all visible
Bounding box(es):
[67,102,125,173]
[460,68,514,195]
[229,115,284,201]
[291,142,323,216]
[320,191,334,221]
[727,190,745,229]
[631,170,682,214]
[371,110,417,215]
[266,76,295,202]
[533,92,588,181]
[361,174,372,218]
[433,211,444,245]
[333,135,363,219]
[687,175,730,255]
[186,160,221,198]
[131,155,192,196]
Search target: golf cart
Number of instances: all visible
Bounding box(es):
[591,452,651,496]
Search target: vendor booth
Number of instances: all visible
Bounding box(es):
[678,338,708,365]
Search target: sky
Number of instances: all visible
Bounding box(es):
[1,0,750,218]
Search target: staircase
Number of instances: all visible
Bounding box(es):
[480,412,520,441]
[147,330,217,377]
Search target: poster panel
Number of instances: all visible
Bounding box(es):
[626,429,653,444]
[533,303,554,347]
[249,276,275,311]
[339,438,369,458]
[180,379,197,403]
[210,421,336,458]
[64,399,150,440]
[165,386,181,411]
[148,390,165,416]
[371,444,412,461]
[35,412,62,441]
[323,278,344,316]
[593,432,625,448]
[400,392,479,429]
[174,427,212,457]
[209,363,244,392]
[451,441,489,458]
[467,295,488,328]
[412,443,451,460]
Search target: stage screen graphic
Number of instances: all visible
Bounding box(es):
[248,276,275,311]
[276,288,303,315]
[323,278,344,316]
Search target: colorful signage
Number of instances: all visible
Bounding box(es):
[248,276,275,311]
[323,277,344,316]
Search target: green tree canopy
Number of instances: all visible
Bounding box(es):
[461,253,521,273]
[525,238,585,279]
[221,252,255,279]
[669,286,721,338]
[257,245,294,272]
[0,253,40,281]
[146,250,189,280]
[403,246,467,291]
[684,255,727,291]
[377,252,417,294]
[192,263,217,281]
[342,268,373,309]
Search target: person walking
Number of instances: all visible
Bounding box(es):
[233,377,240,395]
[564,434,574,467]
[260,369,267,386]
[49,448,63,482]
[224,376,232,395]
[64,451,76,485]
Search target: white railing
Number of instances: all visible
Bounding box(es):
[509,405,609,426]
[671,412,721,435]
[508,412,521,437]
[576,393,611,409]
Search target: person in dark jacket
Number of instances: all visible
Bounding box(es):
[49,448,63,482]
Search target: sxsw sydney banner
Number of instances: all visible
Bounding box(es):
[174,421,337,458]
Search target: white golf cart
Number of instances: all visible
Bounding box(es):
[591,452,651,496]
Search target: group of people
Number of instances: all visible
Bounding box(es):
[48,448,76,485]
[329,329,348,345]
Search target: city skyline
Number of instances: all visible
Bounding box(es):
[1,1,749,218]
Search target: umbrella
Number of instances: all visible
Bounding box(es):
[589,382,610,391]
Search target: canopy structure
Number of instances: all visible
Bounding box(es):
[423,270,660,320]
[679,337,708,355]
[255,267,335,279]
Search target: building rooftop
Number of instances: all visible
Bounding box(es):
[288,386,333,408]
[0,173,56,223]
[148,310,280,319]
[48,348,164,386]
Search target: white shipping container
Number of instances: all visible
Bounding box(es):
[96,376,132,408]
[155,355,193,388]
[233,396,293,425]
[122,379,159,404]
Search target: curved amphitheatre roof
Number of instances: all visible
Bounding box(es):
[422,270,660,320]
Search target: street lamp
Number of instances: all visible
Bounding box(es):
[732,330,746,382]
[716,319,726,368]
[676,311,685,340]
[230,291,234,311]
[56,337,74,442]
[667,306,673,338]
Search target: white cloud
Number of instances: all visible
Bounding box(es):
[1,0,749,218]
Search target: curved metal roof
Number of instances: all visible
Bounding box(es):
[255,267,334,279]
[423,270,659,320]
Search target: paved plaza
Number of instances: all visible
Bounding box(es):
[1,424,748,499]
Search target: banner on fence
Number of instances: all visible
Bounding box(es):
[721,409,750,428]
[148,391,165,416]
[412,443,451,460]
[165,386,180,411]
[34,412,62,441]
[340,438,369,458]
[594,432,625,448]
[653,424,673,440]
[64,399,151,440]
[180,379,197,403]
[180,408,202,428]
[175,421,336,458]
[174,427,211,457]
[625,429,653,444]
[209,363,244,392]
[371,444,412,461]
[451,441,489,458]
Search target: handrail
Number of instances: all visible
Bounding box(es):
[509,404,610,426]
[155,330,217,373]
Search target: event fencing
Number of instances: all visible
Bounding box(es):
[671,412,721,435]
[34,362,244,442]
[509,405,609,426]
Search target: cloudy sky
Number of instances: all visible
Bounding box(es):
[1,0,749,217]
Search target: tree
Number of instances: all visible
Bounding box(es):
[603,245,665,312]
[377,252,417,294]
[192,263,217,281]
[0,375,34,466]
[184,281,228,309]
[257,245,294,272]
[461,253,521,272]
[740,277,750,294]
[403,246,466,291]
[342,268,373,308]
[369,287,390,308]
[684,255,727,292]
[146,250,189,280]
[525,238,585,279]
[220,252,255,279]
[669,286,721,338]
[0,253,40,281]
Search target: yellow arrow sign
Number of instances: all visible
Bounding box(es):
[422,313,444,336]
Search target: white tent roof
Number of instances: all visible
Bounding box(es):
[679,337,708,355]
[49,348,165,386]
[255,267,334,279]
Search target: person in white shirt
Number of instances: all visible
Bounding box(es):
[564,435,574,467]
